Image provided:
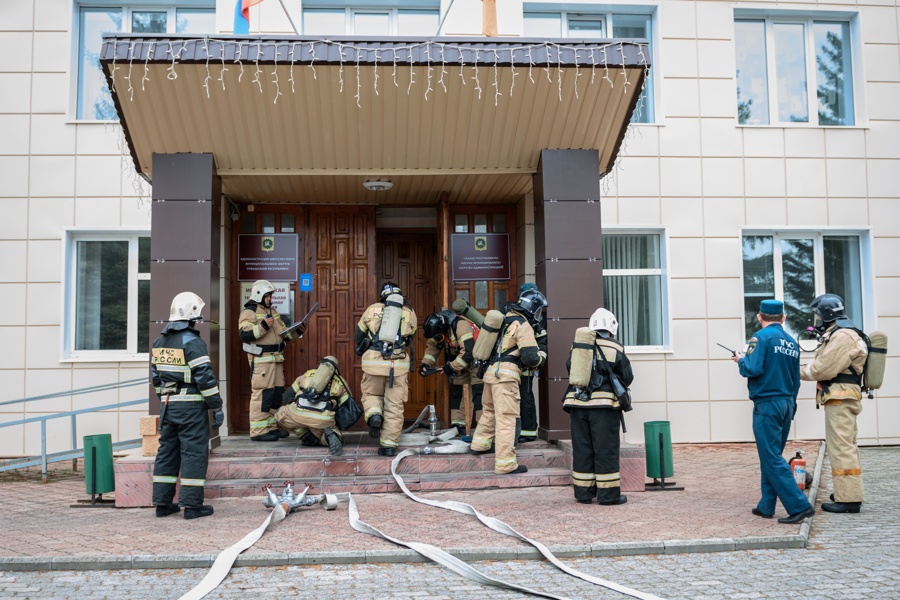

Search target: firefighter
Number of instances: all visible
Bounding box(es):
[469,293,544,474]
[418,310,484,435]
[151,291,222,520]
[239,280,302,441]
[355,282,418,457]
[276,356,353,456]
[801,293,867,514]
[516,286,548,443]
[563,308,633,505]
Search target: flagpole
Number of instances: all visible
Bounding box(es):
[276,0,299,34]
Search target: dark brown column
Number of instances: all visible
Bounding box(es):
[534,149,604,442]
[147,154,221,431]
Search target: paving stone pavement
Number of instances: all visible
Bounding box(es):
[1,445,897,599]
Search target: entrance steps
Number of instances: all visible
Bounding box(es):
[114,433,575,507]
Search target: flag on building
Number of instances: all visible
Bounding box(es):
[234,0,265,34]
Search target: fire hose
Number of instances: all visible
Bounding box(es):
[352,447,666,600]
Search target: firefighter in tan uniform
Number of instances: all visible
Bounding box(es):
[469,294,544,475]
[276,356,353,456]
[354,282,417,457]
[239,280,300,441]
[801,293,867,513]
[419,311,484,435]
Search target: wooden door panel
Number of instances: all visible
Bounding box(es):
[377,234,436,420]
[229,206,374,434]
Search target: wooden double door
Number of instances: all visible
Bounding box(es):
[229,207,437,433]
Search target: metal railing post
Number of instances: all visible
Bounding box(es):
[71,414,78,472]
[41,420,47,483]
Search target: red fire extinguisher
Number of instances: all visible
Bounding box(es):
[789,450,807,491]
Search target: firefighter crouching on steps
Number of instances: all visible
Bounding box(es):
[469,293,544,475]
[355,282,418,457]
[418,310,484,436]
[276,356,353,456]
[151,292,222,520]
[239,280,302,441]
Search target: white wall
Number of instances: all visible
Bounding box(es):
[1,0,898,455]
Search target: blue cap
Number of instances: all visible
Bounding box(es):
[519,282,538,294]
[760,299,784,315]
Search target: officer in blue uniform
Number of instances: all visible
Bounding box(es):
[733,299,814,525]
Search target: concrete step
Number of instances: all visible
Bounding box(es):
[206,467,573,498]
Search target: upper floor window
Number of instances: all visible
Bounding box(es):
[303,7,439,36]
[65,232,151,359]
[735,17,855,126]
[741,233,867,341]
[76,4,214,121]
[603,232,667,349]
[523,11,654,123]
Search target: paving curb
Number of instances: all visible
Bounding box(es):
[0,443,828,572]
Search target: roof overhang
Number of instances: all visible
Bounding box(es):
[101,35,649,204]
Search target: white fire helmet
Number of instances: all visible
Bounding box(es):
[250,280,276,303]
[589,308,618,337]
[169,292,205,322]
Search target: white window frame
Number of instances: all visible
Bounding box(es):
[734,11,861,127]
[302,6,440,36]
[69,1,215,122]
[739,228,873,342]
[602,228,670,353]
[522,8,657,124]
[62,229,151,362]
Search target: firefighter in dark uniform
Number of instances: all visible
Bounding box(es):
[516,285,548,443]
[418,311,484,435]
[239,280,301,441]
[734,299,814,524]
[563,308,633,505]
[801,293,868,514]
[151,292,222,520]
[470,293,544,474]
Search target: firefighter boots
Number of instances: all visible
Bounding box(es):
[324,427,344,456]
[184,505,215,519]
[155,503,181,517]
[368,414,383,439]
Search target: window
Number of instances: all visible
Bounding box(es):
[741,233,866,340]
[602,232,667,349]
[66,232,151,359]
[735,17,855,126]
[76,5,214,120]
[523,10,655,123]
[303,7,439,36]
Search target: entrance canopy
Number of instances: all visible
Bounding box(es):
[101,35,649,204]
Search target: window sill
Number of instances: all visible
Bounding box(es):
[736,124,869,130]
[66,119,120,125]
[623,346,672,355]
[61,354,149,364]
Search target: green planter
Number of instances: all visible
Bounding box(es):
[643,421,674,479]
[84,434,115,495]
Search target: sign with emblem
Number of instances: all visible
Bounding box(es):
[237,234,299,281]
[450,233,510,281]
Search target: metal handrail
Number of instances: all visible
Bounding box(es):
[0,377,147,407]
[0,397,149,482]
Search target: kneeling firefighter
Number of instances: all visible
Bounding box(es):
[419,310,485,436]
[563,308,634,505]
[151,292,223,520]
[469,293,544,474]
[276,356,357,456]
[239,280,300,442]
[355,282,418,457]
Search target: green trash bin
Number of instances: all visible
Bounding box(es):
[84,434,115,495]
[644,421,674,480]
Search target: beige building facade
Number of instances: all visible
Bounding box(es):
[1,0,898,458]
